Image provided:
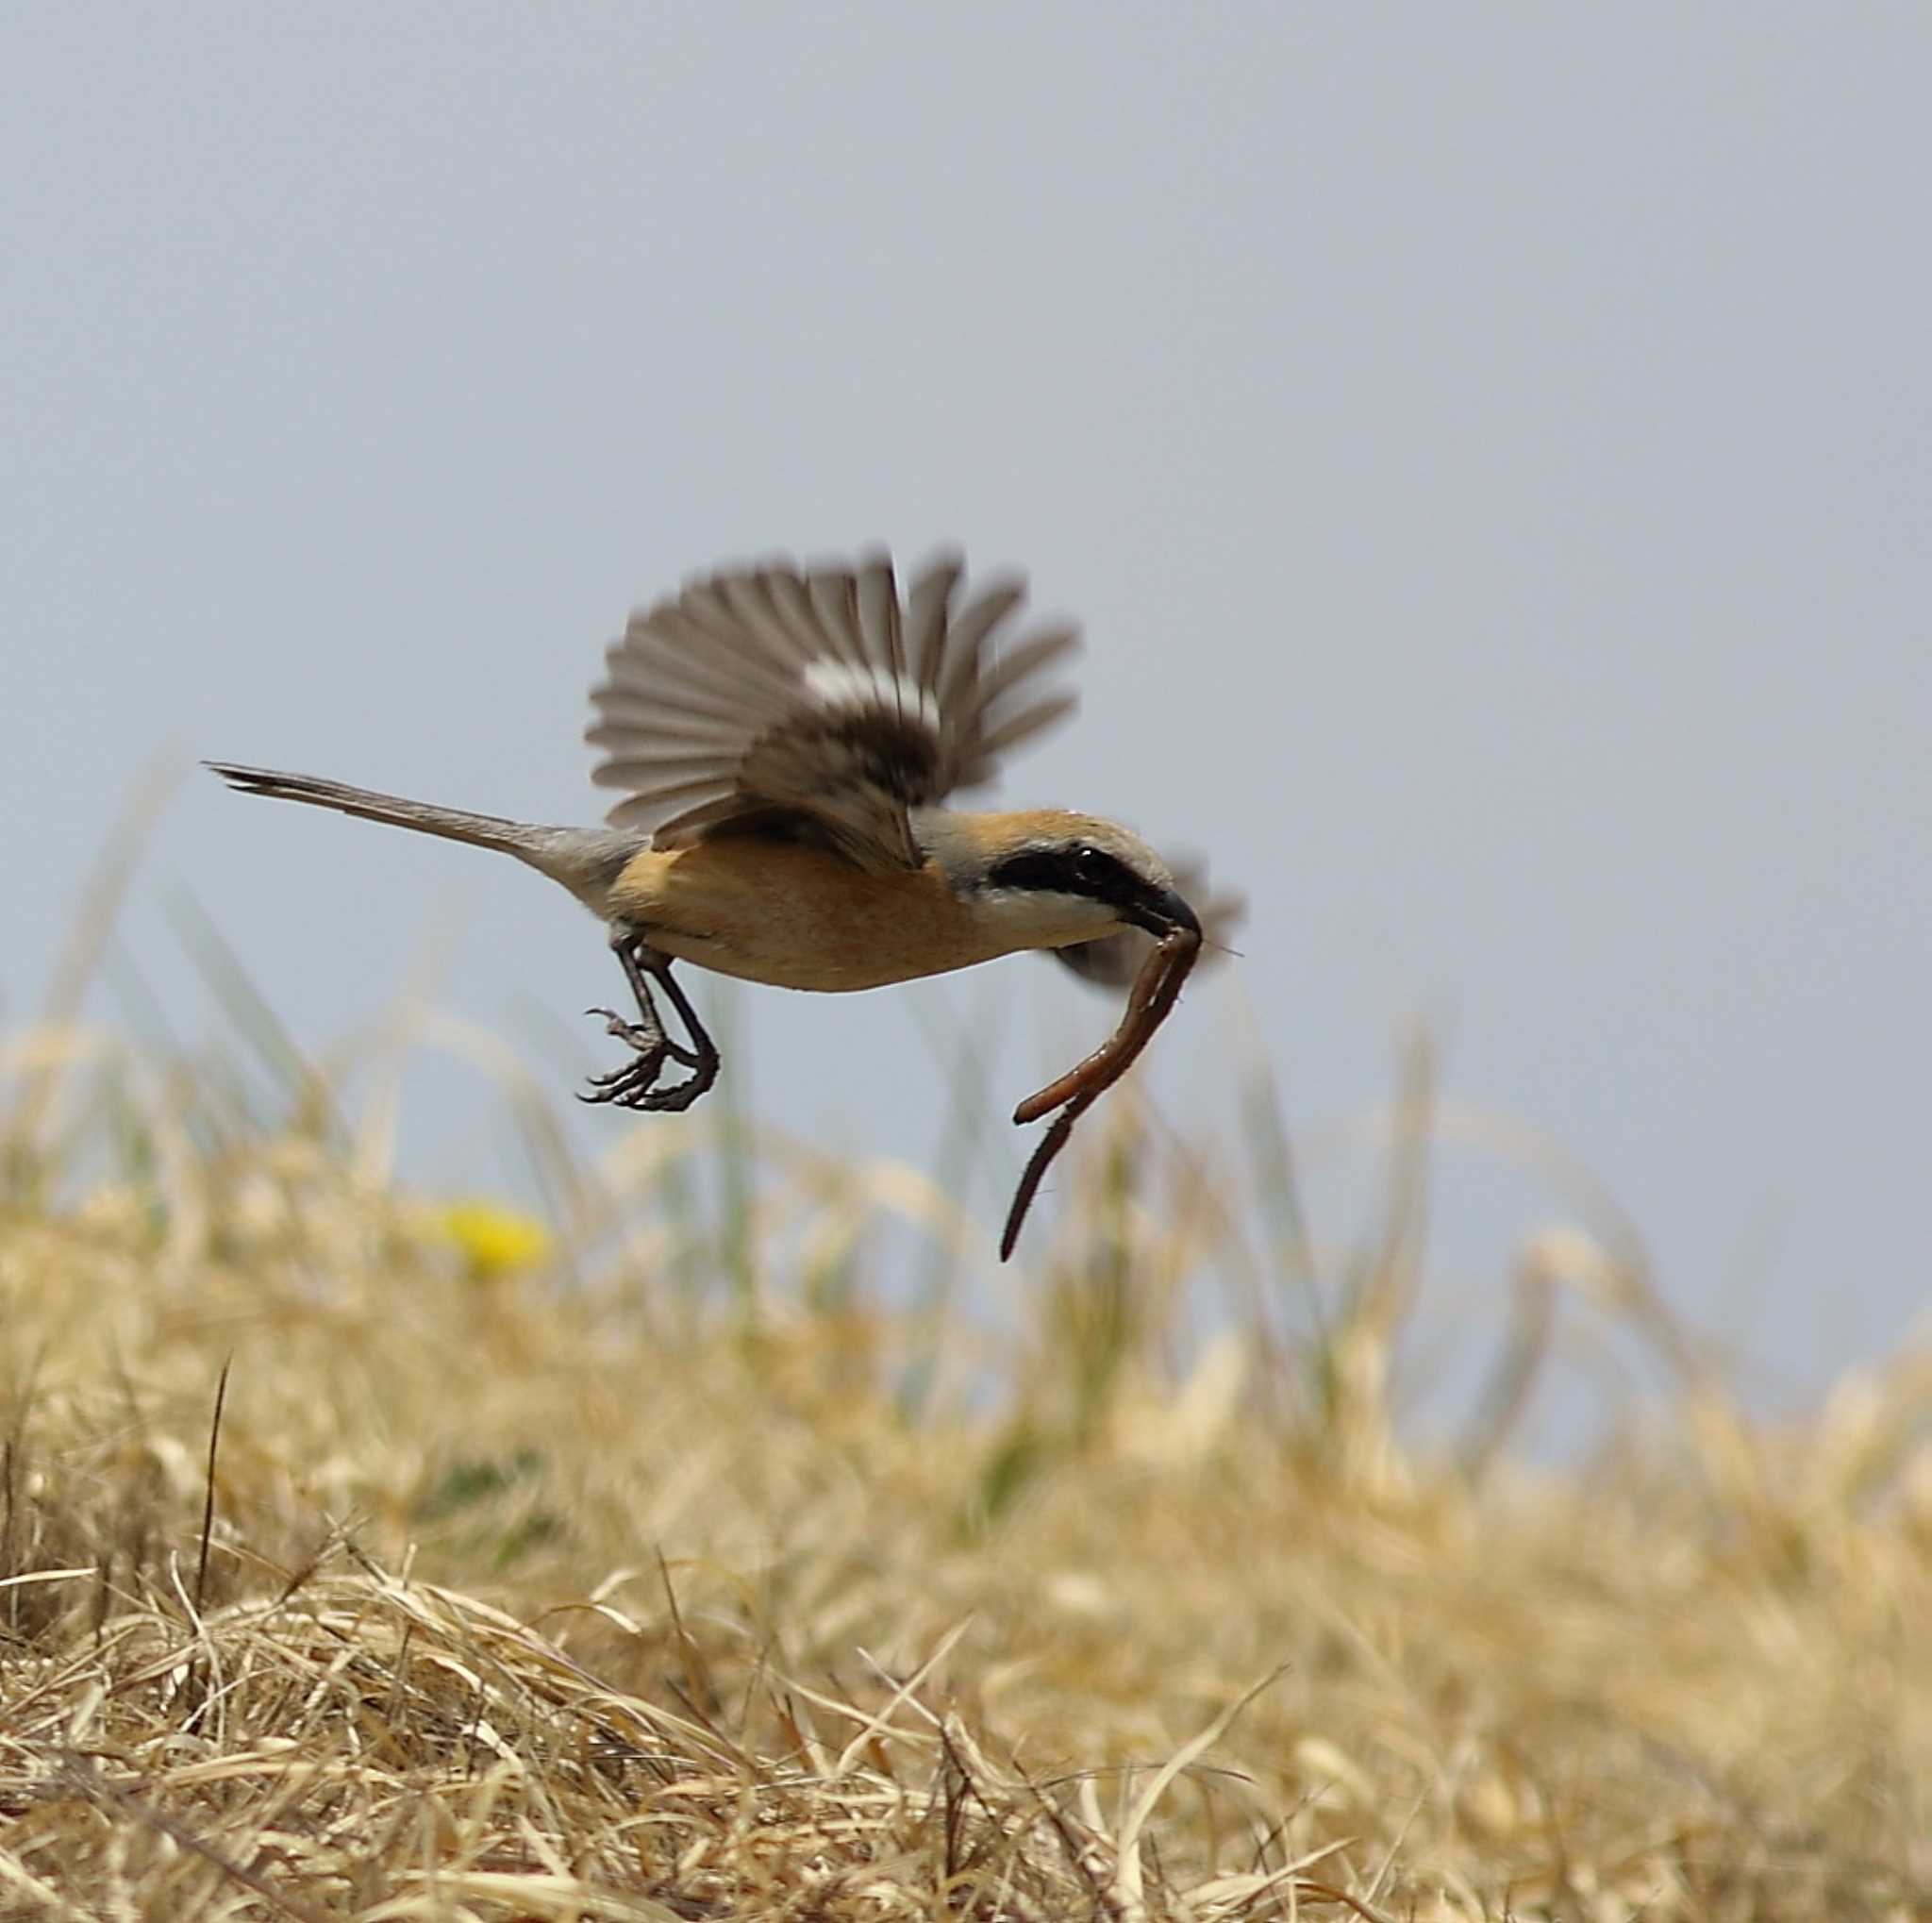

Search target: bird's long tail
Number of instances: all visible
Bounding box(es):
[204,761,638,911]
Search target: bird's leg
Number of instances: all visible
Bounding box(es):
[578,931,720,1113]
[602,938,702,1067]
[637,950,720,1110]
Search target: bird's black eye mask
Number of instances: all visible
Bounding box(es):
[990,844,1141,910]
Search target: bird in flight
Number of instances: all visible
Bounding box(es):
[208,551,1233,1255]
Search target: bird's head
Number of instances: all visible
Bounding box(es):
[919,808,1202,954]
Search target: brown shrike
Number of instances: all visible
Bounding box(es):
[209,550,1235,1255]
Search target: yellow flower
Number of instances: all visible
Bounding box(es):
[440,1198,551,1280]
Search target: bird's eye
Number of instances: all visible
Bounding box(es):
[1073,844,1110,884]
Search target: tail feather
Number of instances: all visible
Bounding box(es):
[203,761,641,911]
[206,761,541,853]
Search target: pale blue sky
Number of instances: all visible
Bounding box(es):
[6,6,1928,1422]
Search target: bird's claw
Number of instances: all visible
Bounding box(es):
[577,1006,713,1112]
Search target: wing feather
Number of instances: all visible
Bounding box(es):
[906,556,960,694]
[590,767,741,808]
[709,574,821,670]
[935,578,1025,717]
[598,662,747,730]
[763,569,846,665]
[614,644,786,726]
[588,550,1081,870]
[806,569,868,669]
[970,692,1081,762]
[630,610,802,710]
[855,556,904,678]
[974,627,1080,712]
[586,704,747,749]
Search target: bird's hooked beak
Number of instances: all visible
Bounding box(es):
[1128,887,1202,940]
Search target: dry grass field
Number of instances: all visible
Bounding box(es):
[2,884,1928,1918]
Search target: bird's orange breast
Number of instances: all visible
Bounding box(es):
[605,839,1012,993]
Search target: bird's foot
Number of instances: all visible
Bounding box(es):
[577,1008,716,1112]
[587,1006,701,1068]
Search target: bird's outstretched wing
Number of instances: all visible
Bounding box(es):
[1050,858,1245,989]
[588,552,1078,872]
